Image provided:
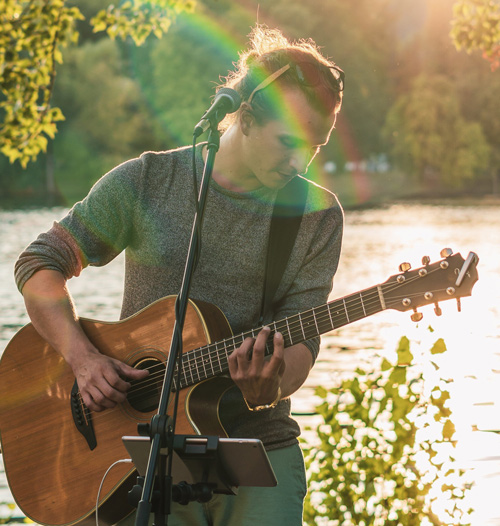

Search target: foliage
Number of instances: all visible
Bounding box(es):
[0,0,195,169]
[91,0,195,46]
[451,0,500,70]
[0,0,82,167]
[383,74,490,188]
[303,336,473,526]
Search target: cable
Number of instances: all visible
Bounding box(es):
[95,458,134,526]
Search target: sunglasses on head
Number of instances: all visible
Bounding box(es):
[248,61,345,105]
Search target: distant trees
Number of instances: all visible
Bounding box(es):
[1,0,499,202]
[383,74,490,189]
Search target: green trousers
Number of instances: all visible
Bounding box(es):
[121,443,307,526]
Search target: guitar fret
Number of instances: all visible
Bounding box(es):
[317,306,334,334]
[298,312,306,340]
[214,342,223,375]
[285,317,293,345]
[343,298,350,323]
[327,304,335,329]
[377,285,386,310]
[360,293,367,317]
[312,308,320,335]
[206,346,215,378]
[190,352,199,384]
[197,348,206,382]
[188,356,195,385]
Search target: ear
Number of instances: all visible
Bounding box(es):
[239,104,256,136]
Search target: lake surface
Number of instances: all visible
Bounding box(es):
[1,203,499,524]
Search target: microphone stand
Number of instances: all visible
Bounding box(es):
[134,125,221,526]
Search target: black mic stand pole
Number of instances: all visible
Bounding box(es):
[135,124,221,526]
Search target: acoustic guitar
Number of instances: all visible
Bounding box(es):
[0,251,478,526]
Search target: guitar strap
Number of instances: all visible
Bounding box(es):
[259,175,309,324]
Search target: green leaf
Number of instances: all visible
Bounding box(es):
[389,365,407,385]
[381,358,393,371]
[397,336,413,365]
[430,338,447,354]
[443,419,456,440]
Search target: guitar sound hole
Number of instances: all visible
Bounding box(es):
[127,358,165,413]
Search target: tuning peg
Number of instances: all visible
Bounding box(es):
[399,262,411,272]
[434,303,442,316]
[457,298,462,312]
[422,256,431,266]
[411,309,423,322]
[440,248,453,258]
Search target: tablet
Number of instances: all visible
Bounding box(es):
[122,435,277,494]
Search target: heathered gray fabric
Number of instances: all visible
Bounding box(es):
[15,144,343,449]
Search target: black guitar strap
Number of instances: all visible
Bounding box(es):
[259,176,309,324]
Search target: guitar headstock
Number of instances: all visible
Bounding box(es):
[381,250,479,320]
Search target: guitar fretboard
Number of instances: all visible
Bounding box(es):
[176,285,385,390]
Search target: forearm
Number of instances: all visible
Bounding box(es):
[21,269,98,367]
[280,342,313,399]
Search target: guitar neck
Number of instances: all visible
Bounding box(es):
[178,285,385,389]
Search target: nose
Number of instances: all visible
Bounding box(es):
[289,148,312,176]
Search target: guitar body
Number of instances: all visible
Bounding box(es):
[0,296,234,526]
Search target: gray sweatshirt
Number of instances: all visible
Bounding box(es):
[15,145,343,449]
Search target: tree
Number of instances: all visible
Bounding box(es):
[0,0,195,168]
[451,0,500,70]
[383,74,490,189]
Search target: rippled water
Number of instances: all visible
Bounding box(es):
[1,203,499,524]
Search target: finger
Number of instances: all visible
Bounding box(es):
[104,359,147,392]
[83,387,115,412]
[235,337,256,365]
[81,391,100,412]
[122,364,149,380]
[251,327,271,364]
[261,331,285,374]
[94,373,130,405]
[274,332,287,378]
[102,366,132,394]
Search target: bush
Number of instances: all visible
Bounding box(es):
[303,336,473,526]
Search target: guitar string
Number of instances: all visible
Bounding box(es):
[77,288,387,407]
[76,265,451,415]
[93,293,437,414]
[85,269,448,414]
[80,265,447,409]
[127,265,445,391]
[126,267,433,391]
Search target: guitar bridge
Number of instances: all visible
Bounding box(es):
[71,380,97,450]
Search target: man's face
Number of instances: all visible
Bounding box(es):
[242,87,337,190]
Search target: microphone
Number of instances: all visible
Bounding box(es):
[193,88,241,137]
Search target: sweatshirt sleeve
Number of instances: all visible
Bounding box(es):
[15,157,143,292]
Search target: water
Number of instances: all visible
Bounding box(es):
[1,203,499,524]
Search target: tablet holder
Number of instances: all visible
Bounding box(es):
[126,434,276,511]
